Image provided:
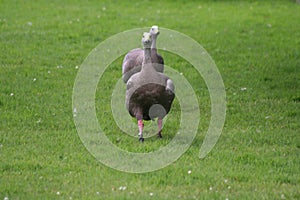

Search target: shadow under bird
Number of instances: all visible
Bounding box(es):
[125,32,175,142]
[122,25,164,83]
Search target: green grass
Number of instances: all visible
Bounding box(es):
[1,0,300,199]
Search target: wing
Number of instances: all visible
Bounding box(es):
[166,78,175,94]
[122,48,143,83]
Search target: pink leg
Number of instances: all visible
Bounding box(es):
[138,119,144,142]
[157,118,163,138]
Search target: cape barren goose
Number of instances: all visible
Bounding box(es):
[125,32,175,142]
[122,25,164,83]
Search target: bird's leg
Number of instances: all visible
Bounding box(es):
[137,119,144,142]
[157,118,163,138]
[136,110,145,142]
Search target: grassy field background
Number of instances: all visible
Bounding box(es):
[1,0,299,199]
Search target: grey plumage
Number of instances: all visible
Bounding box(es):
[122,25,164,83]
[125,32,175,141]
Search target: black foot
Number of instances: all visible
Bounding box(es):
[157,131,162,138]
[139,137,144,142]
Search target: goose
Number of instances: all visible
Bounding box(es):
[125,32,175,142]
[122,25,164,83]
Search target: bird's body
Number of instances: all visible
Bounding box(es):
[126,66,174,121]
[122,26,164,83]
[125,32,175,141]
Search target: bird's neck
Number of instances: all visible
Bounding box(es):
[143,47,151,65]
[142,47,155,73]
[151,35,157,49]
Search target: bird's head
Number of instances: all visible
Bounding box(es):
[142,32,152,48]
[150,25,159,36]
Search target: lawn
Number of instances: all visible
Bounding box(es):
[0,0,299,199]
